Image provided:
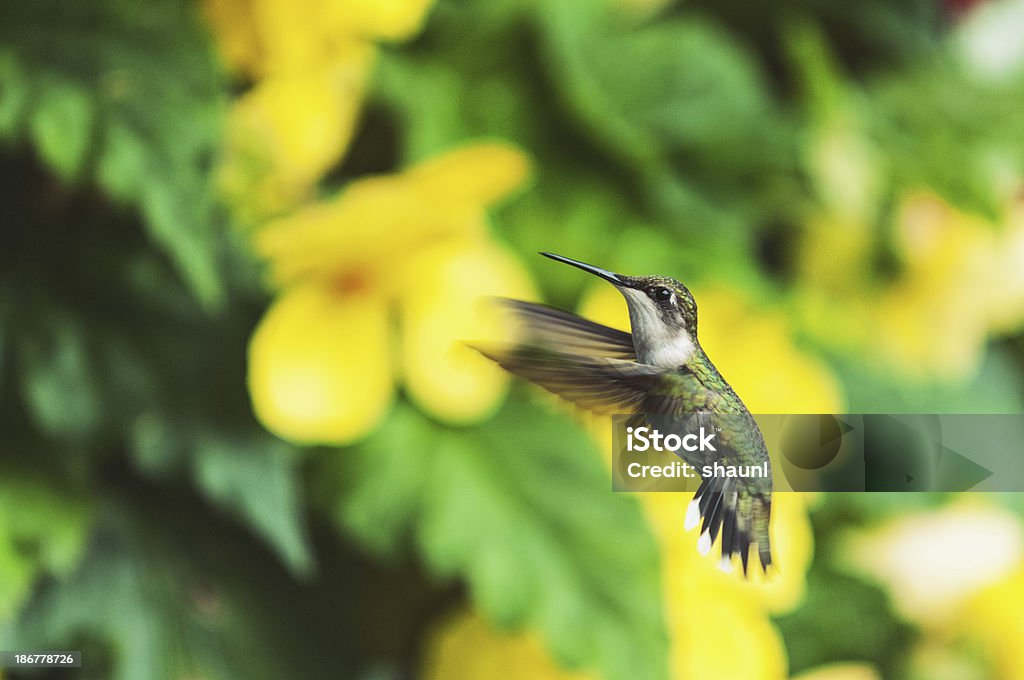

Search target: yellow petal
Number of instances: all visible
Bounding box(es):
[986,210,1024,332]
[406,142,531,209]
[220,49,374,220]
[791,663,882,680]
[670,582,788,680]
[399,238,536,424]
[202,0,263,76]
[965,564,1024,679]
[253,142,528,287]
[845,500,1024,625]
[248,282,393,444]
[422,610,597,680]
[250,0,362,75]
[641,495,789,680]
[688,287,845,414]
[328,0,437,42]
[254,173,483,288]
[234,0,432,77]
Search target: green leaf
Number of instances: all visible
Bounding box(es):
[0,52,30,137]
[17,315,103,439]
[833,346,1024,414]
[29,78,96,178]
[2,498,356,680]
[869,63,1024,220]
[330,399,670,680]
[775,564,916,678]
[333,406,432,557]
[0,469,92,623]
[0,0,228,307]
[192,432,314,577]
[537,1,792,226]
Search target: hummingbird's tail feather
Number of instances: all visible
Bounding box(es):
[691,476,772,576]
[754,495,773,570]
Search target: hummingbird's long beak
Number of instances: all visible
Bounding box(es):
[539,252,624,285]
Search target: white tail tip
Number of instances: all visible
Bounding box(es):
[697,530,712,556]
[718,555,734,573]
[684,497,701,531]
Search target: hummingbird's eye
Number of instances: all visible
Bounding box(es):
[651,287,672,302]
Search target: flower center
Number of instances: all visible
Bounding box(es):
[328,270,371,296]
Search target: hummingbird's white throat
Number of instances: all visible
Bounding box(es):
[619,288,695,368]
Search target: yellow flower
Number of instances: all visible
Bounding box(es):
[791,663,881,680]
[965,563,1024,679]
[247,143,535,445]
[422,610,597,680]
[640,494,790,680]
[797,191,1024,380]
[220,49,374,220]
[838,497,1024,680]
[399,239,537,423]
[843,499,1024,680]
[872,193,998,379]
[202,0,436,220]
[844,499,1024,626]
[204,0,433,78]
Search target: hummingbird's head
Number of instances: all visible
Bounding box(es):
[540,252,698,367]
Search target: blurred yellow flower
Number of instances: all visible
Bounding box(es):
[203,0,436,219]
[844,499,1024,625]
[838,497,1024,680]
[640,494,790,680]
[797,192,1024,380]
[423,603,884,680]
[219,47,374,220]
[790,663,881,680]
[873,193,1002,379]
[422,610,597,680]
[965,563,1024,680]
[205,0,433,75]
[247,143,535,444]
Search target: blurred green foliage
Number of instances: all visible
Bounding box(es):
[0,0,227,307]
[322,399,666,678]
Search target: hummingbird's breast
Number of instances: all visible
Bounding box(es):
[634,332,696,368]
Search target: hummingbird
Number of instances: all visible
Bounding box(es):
[474,252,773,574]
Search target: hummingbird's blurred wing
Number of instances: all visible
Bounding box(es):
[495,299,636,360]
[473,342,773,574]
[471,344,699,414]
